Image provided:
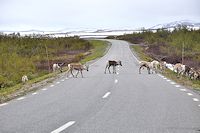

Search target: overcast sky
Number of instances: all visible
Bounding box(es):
[0,0,200,31]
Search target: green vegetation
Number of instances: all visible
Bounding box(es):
[118,27,200,68]
[131,45,152,61]
[132,44,200,90]
[163,69,200,91]
[0,35,92,89]
[81,40,111,64]
[126,28,200,90]
[0,36,109,102]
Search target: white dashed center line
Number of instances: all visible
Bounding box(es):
[102,92,111,99]
[17,97,25,101]
[187,93,193,96]
[51,121,76,133]
[0,103,8,107]
[114,79,118,83]
[193,98,199,102]
[198,105,200,107]
[116,72,119,75]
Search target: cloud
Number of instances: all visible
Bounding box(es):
[0,0,199,31]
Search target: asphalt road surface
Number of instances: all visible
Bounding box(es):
[0,40,200,133]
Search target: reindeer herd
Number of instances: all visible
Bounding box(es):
[21,59,199,83]
[138,60,200,80]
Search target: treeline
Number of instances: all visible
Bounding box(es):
[0,35,93,88]
[117,27,200,68]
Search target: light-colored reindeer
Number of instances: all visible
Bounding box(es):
[67,63,89,78]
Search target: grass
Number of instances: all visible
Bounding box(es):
[131,45,152,61]
[0,72,56,101]
[163,69,200,91]
[0,40,110,103]
[81,40,111,64]
[131,45,200,91]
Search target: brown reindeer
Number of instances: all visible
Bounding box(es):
[104,60,122,74]
[67,63,89,78]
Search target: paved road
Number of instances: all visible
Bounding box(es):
[0,40,200,133]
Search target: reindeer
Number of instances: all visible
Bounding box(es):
[189,68,200,80]
[151,60,160,73]
[160,61,167,73]
[52,63,65,72]
[104,60,122,74]
[173,63,186,77]
[139,60,162,74]
[67,63,89,78]
[139,61,151,74]
[22,75,28,84]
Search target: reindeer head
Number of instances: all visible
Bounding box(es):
[118,60,122,66]
[85,64,89,71]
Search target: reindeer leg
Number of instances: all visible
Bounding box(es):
[139,66,142,74]
[60,67,63,73]
[71,70,75,77]
[108,66,111,74]
[80,70,83,78]
[114,66,116,74]
[104,65,108,74]
[76,70,79,78]
[147,67,150,74]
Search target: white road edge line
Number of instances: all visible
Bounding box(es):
[50,85,55,87]
[102,92,111,99]
[17,97,26,101]
[32,92,37,95]
[157,74,164,78]
[129,44,139,63]
[42,88,47,91]
[175,85,180,88]
[157,74,161,77]
[170,82,176,85]
[51,121,76,133]
[187,93,193,96]
[61,79,65,82]
[56,82,60,84]
[193,98,199,102]
[180,89,187,92]
[0,103,8,107]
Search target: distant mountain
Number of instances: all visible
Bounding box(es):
[1,20,200,37]
[149,20,200,30]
